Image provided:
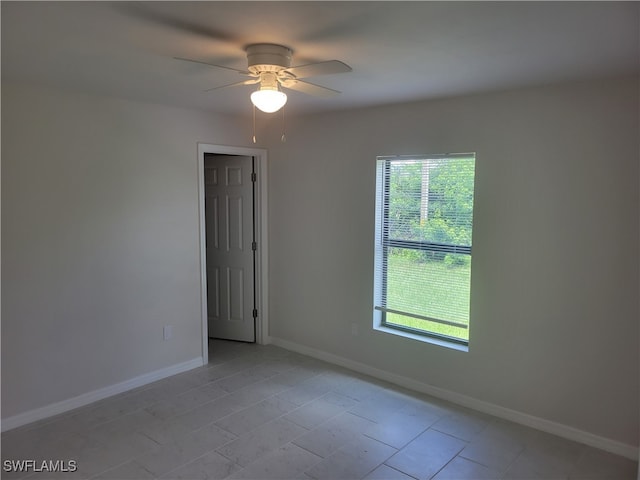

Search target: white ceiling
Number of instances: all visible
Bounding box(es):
[2,1,638,116]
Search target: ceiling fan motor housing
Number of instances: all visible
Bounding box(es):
[246,44,292,74]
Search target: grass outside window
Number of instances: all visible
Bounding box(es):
[385,252,470,341]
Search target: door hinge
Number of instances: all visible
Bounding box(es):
[252,241,257,251]
[252,309,258,318]
[251,172,257,182]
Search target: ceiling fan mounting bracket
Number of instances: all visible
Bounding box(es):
[246,44,293,74]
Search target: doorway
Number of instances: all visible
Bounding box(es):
[204,153,255,342]
[197,144,268,363]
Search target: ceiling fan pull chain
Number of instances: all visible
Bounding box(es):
[252,105,257,144]
[281,106,286,143]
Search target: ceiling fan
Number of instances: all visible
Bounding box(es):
[175,43,352,113]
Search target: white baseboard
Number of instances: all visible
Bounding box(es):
[269,336,638,461]
[1,357,204,432]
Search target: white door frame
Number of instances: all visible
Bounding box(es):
[197,143,269,363]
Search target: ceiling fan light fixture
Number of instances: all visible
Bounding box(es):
[250,87,287,113]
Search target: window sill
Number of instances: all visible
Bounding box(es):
[373,324,469,352]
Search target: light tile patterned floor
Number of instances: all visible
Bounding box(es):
[2,340,637,479]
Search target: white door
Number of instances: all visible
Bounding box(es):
[204,154,255,342]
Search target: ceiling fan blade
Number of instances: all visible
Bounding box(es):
[299,5,379,43]
[174,56,250,75]
[117,4,238,43]
[285,60,352,79]
[281,79,341,97]
[204,78,260,92]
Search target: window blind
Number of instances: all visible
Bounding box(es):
[374,154,476,343]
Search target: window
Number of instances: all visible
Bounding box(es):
[374,154,476,346]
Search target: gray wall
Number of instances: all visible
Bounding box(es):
[1,83,249,418]
[266,76,639,447]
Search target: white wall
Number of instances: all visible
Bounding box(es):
[266,76,639,448]
[1,83,251,419]
[3,77,638,452]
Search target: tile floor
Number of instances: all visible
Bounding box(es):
[2,340,637,480]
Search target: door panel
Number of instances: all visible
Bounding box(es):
[205,154,255,342]
[227,267,245,320]
[226,195,244,251]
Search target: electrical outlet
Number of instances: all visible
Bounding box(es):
[163,325,173,341]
